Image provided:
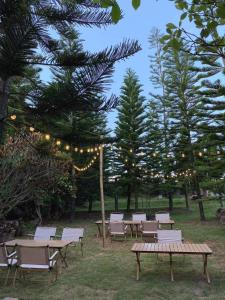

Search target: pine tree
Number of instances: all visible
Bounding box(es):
[115,69,146,211]
[163,45,208,219]
[147,28,175,211]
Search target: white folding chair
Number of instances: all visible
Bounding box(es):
[61,228,84,256]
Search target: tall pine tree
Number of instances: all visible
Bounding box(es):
[115,69,146,211]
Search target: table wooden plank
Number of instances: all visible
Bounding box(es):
[5,239,73,249]
[131,243,212,255]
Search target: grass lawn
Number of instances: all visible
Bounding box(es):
[1,198,225,300]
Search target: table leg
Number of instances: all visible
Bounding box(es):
[59,248,68,268]
[129,224,133,238]
[203,254,210,284]
[136,252,141,280]
[135,225,139,239]
[169,253,174,281]
[96,224,102,238]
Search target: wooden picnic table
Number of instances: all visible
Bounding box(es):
[95,220,175,238]
[131,242,212,283]
[5,239,73,267]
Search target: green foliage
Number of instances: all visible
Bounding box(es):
[115,69,146,210]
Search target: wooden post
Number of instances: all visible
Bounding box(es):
[99,144,106,247]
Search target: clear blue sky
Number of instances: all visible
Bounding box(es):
[41,1,182,130]
[80,1,181,130]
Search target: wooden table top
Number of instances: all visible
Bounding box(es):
[96,220,175,225]
[131,243,212,255]
[5,239,73,249]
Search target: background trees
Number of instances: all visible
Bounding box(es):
[115,69,146,211]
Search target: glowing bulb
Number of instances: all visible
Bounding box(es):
[74,147,78,152]
[80,149,84,154]
[56,140,61,146]
[29,127,35,132]
[45,134,50,141]
[181,153,185,158]
[65,145,70,151]
[10,115,17,120]
[199,152,203,157]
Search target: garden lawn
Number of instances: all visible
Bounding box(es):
[1,198,225,300]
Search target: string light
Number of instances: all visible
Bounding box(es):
[56,140,61,146]
[10,115,17,120]
[198,152,203,157]
[29,127,35,132]
[65,145,70,151]
[45,134,50,141]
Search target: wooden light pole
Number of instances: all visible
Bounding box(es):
[99,143,106,247]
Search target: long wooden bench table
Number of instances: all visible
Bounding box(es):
[5,239,73,267]
[95,220,175,238]
[131,243,213,283]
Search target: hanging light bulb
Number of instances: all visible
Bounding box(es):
[74,147,78,152]
[10,115,17,120]
[56,140,61,146]
[181,153,185,158]
[29,127,35,132]
[198,152,203,157]
[80,149,84,154]
[65,145,70,151]
[45,134,50,141]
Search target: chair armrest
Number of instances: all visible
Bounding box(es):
[7,251,17,258]
[54,235,61,240]
[49,250,59,261]
[24,233,34,239]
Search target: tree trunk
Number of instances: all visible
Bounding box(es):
[114,194,118,212]
[134,188,138,210]
[114,178,118,211]
[184,183,190,210]
[88,198,93,213]
[193,174,206,221]
[168,192,173,211]
[0,79,10,144]
[127,184,131,212]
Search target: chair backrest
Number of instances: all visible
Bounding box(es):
[132,213,147,222]
[0,244,8,264]
[141,221,159,232]
[109,222,125,233]
[17,245,50,266]
[61,228,84,242]
[155,212,170,222]
[34,227,56,240]
[110,213,123,222]
[157,230,182,243]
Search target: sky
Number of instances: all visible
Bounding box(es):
[41,1,182,131]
